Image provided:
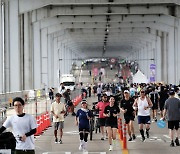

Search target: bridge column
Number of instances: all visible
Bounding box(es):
[41,28,48,89]
[167,28,175,84]
[161,32,168,83]
[9,0,21,91]
[0,0,3,93]
[24,12,33,89]
[156,34,162,82]
[33,22,41,89]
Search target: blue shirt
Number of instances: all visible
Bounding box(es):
[76,109,92,129]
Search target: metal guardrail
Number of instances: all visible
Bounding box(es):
[0,107,7,127]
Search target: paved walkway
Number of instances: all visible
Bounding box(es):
[5,95,180,154]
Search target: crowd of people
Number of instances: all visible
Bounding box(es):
[84,82,180,151]
[0,81,179,153]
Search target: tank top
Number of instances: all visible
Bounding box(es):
[137,97,150,116]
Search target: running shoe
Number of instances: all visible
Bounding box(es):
[79,143,83,150]
[142,136,145,142]
[59,139,62,144]
[170,142,175,147]
[132,134,136,140]
[175,138,180,146]
[101,137,105,140]
[72,112,76,116]
[55,138,58,144]
[128,137,132,141]
[109,145,113,151]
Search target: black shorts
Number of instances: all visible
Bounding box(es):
[168,121,179,130]
[99,118,106,126]
[105,123,118,128]
[138,116,151,124]
[79,128,90,132]
[124,116,135,124]
[152,103,158,110]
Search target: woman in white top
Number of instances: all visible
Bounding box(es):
[133,89,153,141]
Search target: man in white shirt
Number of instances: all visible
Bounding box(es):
[0,97,37,154]
[51,93,66,144]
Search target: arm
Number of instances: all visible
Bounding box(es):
[0,126,6,134]
[133,98,138,110]
[162,109,167,120]
[146,96,153,108]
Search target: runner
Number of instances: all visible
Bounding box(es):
[120,90,136,141]
[104,96,120,151]
[162,90,180,147]
[95,93,110,140]
[133,89,153,141]
[75,99,93,152]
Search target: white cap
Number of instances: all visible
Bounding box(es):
[124,90,130,93]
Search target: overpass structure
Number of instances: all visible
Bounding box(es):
[1,0,180,93]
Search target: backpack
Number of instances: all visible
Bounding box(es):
[0,132,16,150]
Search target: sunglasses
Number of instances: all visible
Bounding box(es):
[141,91,145,93]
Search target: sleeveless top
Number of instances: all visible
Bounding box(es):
[137,97,150,116]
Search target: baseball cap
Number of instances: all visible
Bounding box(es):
[55,93,62,97]
[81,99,87,104]
[169,89,175,95]
[124,90,130,93]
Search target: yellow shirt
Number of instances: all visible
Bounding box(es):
[51,101,66,122]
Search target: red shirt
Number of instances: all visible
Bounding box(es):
[96,101,110,118]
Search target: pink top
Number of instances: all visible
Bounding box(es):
[96,101,110,118]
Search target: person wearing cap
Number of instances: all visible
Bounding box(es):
[51,93,66,144]
[162,90,180,147]
[75,100,93,152]
[95,93,110,140]
[0,97,37,154]
[120,90,136,141]
[133,89,153,142]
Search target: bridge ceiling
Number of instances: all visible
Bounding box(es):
[20,0,179,59]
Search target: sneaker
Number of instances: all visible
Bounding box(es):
[109,145,113,151]
[170,142,175,147]
[55,138,58,144]
[154,117,157,122]
[128,137,132,141]
[175,138,180,146]
[132,134,136,140]
[72,112,76,116]
[59,140,62,144]
[151,119,155,123]
[142,136,145,142]
[79,143,83,151]
[101,137,105,140]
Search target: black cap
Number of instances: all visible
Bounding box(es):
[55,93,62,97]
[169,89,175,95]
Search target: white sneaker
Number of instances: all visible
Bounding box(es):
[109,145,113,151]
[79,140,84,151]
[83,142,88,152]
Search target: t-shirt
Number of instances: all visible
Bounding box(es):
[164,97,180,121]
[96,101,110,118]
[51,101,66,122]
[104,105,120,125]
[120,98,135,117]
[3,114,37,150]
[76,109,93,129]
[149,91,159,104]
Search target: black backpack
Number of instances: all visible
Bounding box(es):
[0,132,16,150]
